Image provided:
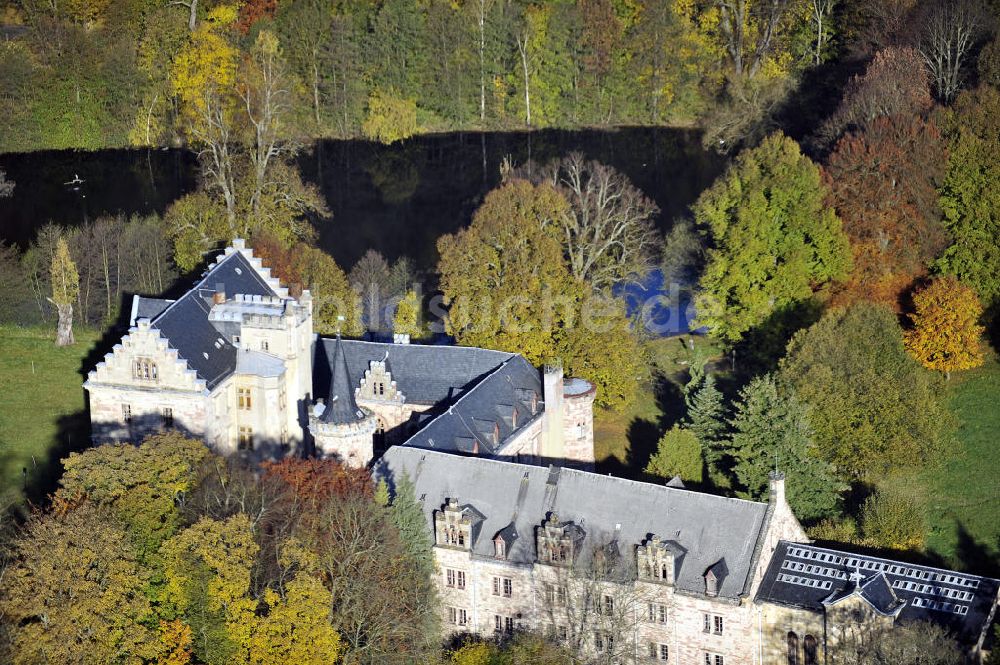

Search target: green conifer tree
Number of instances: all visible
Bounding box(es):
[684,373,726,466]
[729,374,844,521]
[389,473,433,578]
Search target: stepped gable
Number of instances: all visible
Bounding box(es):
[756,541,1000,642]
[375,447,771,600]
[144,247,281,390]
[314,338,514,406]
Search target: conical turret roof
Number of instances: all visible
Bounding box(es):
[319,336,366,425]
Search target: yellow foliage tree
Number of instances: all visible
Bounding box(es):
[170,6,240,125]
[362,88,418,144]
[393,289,422,339]
[905,275,985,379]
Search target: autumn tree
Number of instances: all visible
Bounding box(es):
[437,179,576,365]
[905,275,985,378]
[829,619,963,665]
[48,235,79,346]
[0,504,163,664]
[57,431,211,557]
[817,46,933,147]
[171,5,241,220]
[824,114,948,306]
[694,132,851,343]
[937,85,1000,311]
[528,152,661,291]
[362,88,418,144]
[554,294,648,410]
[728,374,844,521]
[393,289,423,339]
[296,494,438,663]
[645,426,703,484]
[778,303,954,479]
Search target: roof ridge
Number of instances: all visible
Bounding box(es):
[388,447,769,509]
[337,337,516,356]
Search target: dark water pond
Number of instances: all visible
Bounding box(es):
[0,128,724,272]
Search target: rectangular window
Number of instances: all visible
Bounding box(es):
[238,426,253,451]
[704,654,724,665]
[261,340,269,352]
[660,644,669,661]
[447,607,467,626]
[494,615,513,634]
[650,643,668,661]
[122,403,132,423]
[704,614,724,634]
[238,387,252,410]
[603,594,614,616]
[161,407,173,428]
[278,386,287,410]
[544,583,567,606]
[446,569,466,590]
[594,632,604,652]
[492,576,512,597]
[557,626,568,641]
[714,615,724,635]
[648,603,667,624]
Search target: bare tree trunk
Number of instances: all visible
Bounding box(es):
[478,0,488,123]
[55,303,74,346]
[517,33,531,127]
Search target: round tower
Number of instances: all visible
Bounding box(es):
[309,336,375,467]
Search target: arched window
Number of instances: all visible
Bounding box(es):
[787,632,799,665]
[803,635,817,665]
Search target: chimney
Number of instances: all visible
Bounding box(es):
[213,283,226,305]
[769,471,786,507]
[542,363,565,460]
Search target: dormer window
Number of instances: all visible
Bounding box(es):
[495,537,506,559]
[537,513,581,567]
[637,535,679,586]
[132,358,158,382]
[434,498,480,551]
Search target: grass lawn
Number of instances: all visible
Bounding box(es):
[594,334,723,479]
[919,356,1000,574]
[0,325,98,504]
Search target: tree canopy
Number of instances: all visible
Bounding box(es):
[694,132,851,343]
[904,275,985,377]
[778,303,954,480]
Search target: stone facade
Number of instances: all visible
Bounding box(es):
[85,240,313,458]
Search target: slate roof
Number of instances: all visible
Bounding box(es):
[236,349,285,378]
[129,296,173,325]
[144,251,279,390]
[756,541,1000,643]
[374,447,771,600]
[318,337,368,425]
[403,356,544,455]
[313,339,543,454]
[315,338,514,405]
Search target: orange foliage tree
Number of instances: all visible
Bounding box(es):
[824,113,948,307]
[905,275,985,378]
[263,457,373,507]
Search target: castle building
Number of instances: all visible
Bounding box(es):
[375,448,999,664]
[85,239,998,663]
[85,239,596,468]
